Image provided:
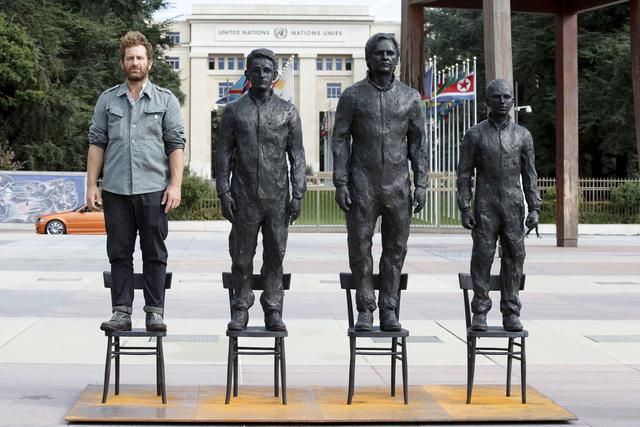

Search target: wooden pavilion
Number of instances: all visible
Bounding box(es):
[400,0,640,247]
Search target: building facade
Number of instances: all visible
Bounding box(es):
[165,4,400,178]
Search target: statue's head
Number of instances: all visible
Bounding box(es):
[486,79,514,116]
[365,33,399,76]
[245,48,279,92]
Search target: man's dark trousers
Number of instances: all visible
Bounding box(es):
[102,190,168,314]
[229,189,288,313]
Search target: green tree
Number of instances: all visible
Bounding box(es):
[0,0,184,172]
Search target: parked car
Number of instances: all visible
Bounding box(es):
[36,205,105,235]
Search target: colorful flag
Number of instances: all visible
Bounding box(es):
[437,73,475,102]
[215,75,250,105]
[272,57,294,103]
[422,65,433,101]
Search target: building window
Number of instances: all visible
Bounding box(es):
[335,57,343,71]
[166,56,180,70]
[325,58,333,71]
[316,58,323,71]
[208,54,216,70]
[237,57,245,70]
[345,58,352,71]
[218,57,225,70]
[293,57,299,71]
[326,83,342,99]
[227,57,235,70]
[167,32,180,44]
[219,82,233,98]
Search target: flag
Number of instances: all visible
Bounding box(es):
[215,75,250,105]
[272,57,294,103]
[437,73,475,102]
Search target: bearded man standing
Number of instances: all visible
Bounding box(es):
[87,31,185,332]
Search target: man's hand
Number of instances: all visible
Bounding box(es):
[288,197,302,225]
[161,184,181,213]
[220,192,236,223]
[335,185,352,212]
[413,186,426,214]
[461,210,476,230]
[86,185,102,211]
[525,210,539,231]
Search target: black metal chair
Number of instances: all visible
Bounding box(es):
[458,273,528,404]
[101,272,172,404]
[340,272,409,405]
[222,272,290,405]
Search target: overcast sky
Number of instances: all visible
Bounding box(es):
[154,0,401,22]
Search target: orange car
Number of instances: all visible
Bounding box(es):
[36,205,106,235]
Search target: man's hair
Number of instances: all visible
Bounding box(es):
[364,33,400,64]
[246,48,277,70]
[119,31,153,62]
[486,79,513,98]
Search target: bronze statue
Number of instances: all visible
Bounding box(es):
[457,79,541,332]
[216,48,306,332]
[332,33,428,332]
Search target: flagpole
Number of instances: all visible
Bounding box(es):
[473,56,477,125]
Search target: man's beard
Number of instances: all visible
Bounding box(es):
[126,67,148,82]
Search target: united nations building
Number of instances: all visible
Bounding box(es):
[164,4,400,178]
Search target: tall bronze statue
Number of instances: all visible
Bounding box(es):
[216,48,306,332]
[457,79,541,332]
[332,33,428,332]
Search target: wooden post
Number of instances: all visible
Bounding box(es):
[630,0,640,173]
[400,0,425,92]
[555,12,579,247]
[482,0,513,86]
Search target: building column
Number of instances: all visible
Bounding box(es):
[298,55,318,172]
[483,0,513,86]
[630,0,640,173]
[353,55,367,82]
[400,0,424,91]
[189,55,211,178]
[555,12,579,247]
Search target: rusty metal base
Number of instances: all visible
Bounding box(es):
[66,384,576,424]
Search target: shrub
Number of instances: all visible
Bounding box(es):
[169,167,222,220]
[611,182,640,223]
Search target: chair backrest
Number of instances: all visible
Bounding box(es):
[103,272,173,290]
[339,272,408,328]
[458,273,526,328]
[222,272,291,316]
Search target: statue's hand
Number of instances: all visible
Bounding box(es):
[220,192,236,223]
[288,197,302,225]
[413,186,426,214]
[525,210,539,231]
[461,210,476,230]
[335,185,352,212]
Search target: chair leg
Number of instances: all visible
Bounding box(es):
[347,336,356,405]
[115,337,120,396]
[274,338,280,397]
[466,336,477,404]
[233,338,239,397]
[506,337,514,397]
[391,337,397,397]
[156,338,161,397]
[102,336,112,404]
[401,337,408,404]
[521,337,527,404]
[280,337,287,405]
[225,337,233,404]
[158,337,167,404]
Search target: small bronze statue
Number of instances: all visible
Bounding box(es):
[332,33,428,332]
[216,48,306,331]
[457,79,541,332]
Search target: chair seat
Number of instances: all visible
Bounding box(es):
[348,327,409,338]
[104,328,166,337]
[467,326,528,338]
[227,326,288,338]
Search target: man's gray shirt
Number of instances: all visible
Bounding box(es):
[88,81,185,195]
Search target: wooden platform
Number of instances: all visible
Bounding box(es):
[66,384,576,424]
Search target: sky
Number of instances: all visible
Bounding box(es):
[154,0,401,22]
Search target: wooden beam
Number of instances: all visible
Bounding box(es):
[400,0,425,92]
[631,0,640,173]
[555,12,580,247]
[414,0,560,13]
[565,0,627,14]
[483,0,513,86]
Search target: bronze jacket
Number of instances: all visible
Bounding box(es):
[216,91,306,201]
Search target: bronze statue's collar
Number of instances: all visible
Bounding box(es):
[488,113,511,130]
[366,72,396,91]
[248,88,274,104]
